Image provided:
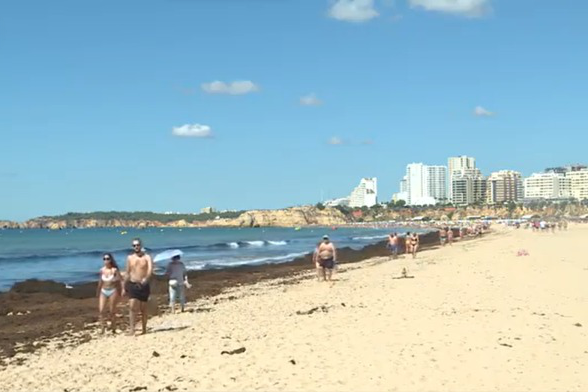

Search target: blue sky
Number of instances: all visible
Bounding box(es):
[1,0,587,220]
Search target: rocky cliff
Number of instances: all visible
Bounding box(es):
[0,207,348,229]
[211,207,347,227]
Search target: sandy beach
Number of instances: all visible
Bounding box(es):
[1,224,587,391]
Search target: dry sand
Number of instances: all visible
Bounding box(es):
[1,224,587,392]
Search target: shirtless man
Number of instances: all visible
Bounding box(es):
[387,232,399,260]
[316,235,337,282]
[123,238,153,335]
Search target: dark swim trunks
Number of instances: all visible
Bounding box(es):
[319,258,335,269]
[126,281,150,302]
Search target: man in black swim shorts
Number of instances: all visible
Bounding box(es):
[123,238,153,335]
[316,235,337,282]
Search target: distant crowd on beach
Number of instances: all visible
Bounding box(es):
[525,220,568,232]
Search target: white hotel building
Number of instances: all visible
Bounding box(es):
[405,163,447,206]
[348,178,378,208]
[523,172,571,200]
[568,169,588,201]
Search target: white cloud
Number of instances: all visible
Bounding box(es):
[474,106,494,117]
[300,93,323,106]
[328,0,379,22]
[201,80,260,95]
[172,124,213,138]
[409,0,491,17]
[328,137,344,145]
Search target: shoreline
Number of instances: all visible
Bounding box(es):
[0,230,448,361]
[2,224,586,391]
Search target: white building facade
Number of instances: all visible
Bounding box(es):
[486,170,524,204]
[405,163,447,206]
[568,169,588,201]
[448,156,476,202]
[451,168,485,206]
[523,172,571,200]
[348,178,378,207]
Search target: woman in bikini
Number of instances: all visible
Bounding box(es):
[96,253,123,333]
[411,232,420,258]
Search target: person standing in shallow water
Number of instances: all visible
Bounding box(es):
[316,235,337,282]
[96,253,123,334]
[123,238,153,336]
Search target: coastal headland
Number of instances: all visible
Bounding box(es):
[1,224,587,391]
[1,203,587,229]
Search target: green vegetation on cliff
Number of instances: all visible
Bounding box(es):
[38,210,245,224]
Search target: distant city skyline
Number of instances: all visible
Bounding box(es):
[2,1,588,220]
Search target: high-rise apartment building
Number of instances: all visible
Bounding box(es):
[523,172,571,200]
[451,168,486,206]
[567,169,588,201]
[486,170,523,204]
[348,178,378,207]
[427,165,448,203]
[448,156,476,202]
[405,163,447,206]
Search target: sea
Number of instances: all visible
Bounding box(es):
[0,226,426,292]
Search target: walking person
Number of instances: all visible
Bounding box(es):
[316,235,337,282]
[404,232,412,255]
[96,253,123,334]
[410,232,420,259]
[439,227,447,246]
[447,227,454,246]
[122,238,153,336]
[387,232,399,260]
[165,255,190,313]
[312,242,323,281]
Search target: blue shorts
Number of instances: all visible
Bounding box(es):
[388,244,398,252]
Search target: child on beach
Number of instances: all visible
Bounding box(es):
[165,255,191,313]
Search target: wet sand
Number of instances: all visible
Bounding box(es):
[3,225,587,391]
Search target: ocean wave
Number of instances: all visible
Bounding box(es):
[185,252,308,271]
[0,239,292,263]
[351,235,388,241]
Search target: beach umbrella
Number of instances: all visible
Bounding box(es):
[154,249,184,263]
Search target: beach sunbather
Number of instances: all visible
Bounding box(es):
[123,238,153,335]
[96,253,123,334]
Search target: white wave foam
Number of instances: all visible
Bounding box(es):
[351,235,388,240]
[227,242,239,248]
[267,240,287,246]
[244,241,265,247]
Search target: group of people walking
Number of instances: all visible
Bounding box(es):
[96,238,188,336]
[387,232,420,259]
[96,232,431,334]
